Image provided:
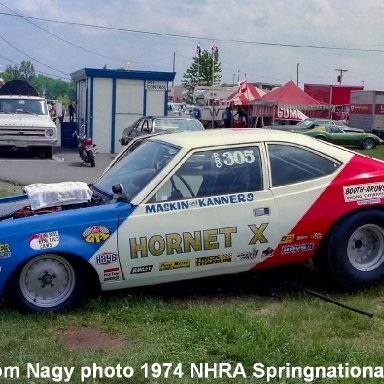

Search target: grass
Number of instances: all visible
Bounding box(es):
[1,148,384,383]
[1,275,384,383]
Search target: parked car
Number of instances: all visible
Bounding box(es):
[2,129,384,313]
[120,116,204,145]
[296,118,364,133]
[300,125,382,149]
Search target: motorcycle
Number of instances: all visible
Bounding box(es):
[72,129,97,167]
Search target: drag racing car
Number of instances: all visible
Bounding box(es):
[1,129,384,313]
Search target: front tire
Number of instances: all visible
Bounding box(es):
[9,254,83,313]
[321,209,384,289]
[44,146,53,159]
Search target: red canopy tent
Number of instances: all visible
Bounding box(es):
[226,84,265,105]
[251,81,329,125]
[260,80,326,109]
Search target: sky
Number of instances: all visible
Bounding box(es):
[1,0,384,90]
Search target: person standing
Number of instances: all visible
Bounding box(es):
[68,102,75,122]
[192,105,201,121]
[223,107,232,128]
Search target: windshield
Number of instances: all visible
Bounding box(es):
[296,119,314,128]
[93,139,180,199]
[0,99,48,115]
[154,118,203,132]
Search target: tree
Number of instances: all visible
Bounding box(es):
[2,60,76,102]
[182,49,222,103]
[5,60,35,82]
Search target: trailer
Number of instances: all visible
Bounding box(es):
[304,84,364,121]
[193,86,234,128]
[349,90,384,136]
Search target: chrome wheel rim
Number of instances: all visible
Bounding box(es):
[347,224,384,271]
[19,255,76,308]
[364,140,374,150]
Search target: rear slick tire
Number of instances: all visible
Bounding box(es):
[323,209,384,289]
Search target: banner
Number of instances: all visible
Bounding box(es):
[238,80,248,94]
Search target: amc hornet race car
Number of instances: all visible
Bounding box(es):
[1,129,384,313]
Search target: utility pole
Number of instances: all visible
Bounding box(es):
[296,63,299,86]
[335,68,348,85]
[232,74,235,86]
[172,52,176,87]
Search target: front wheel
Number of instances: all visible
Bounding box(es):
[9,254,84,313]
[320,209,384,289]
[86,150,95,167]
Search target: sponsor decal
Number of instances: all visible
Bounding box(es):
[0,243,11,259]
[95,253,118,265]
[130,265,153,274]
[159,260,190,271]
[195,254,232,266]
[235,247,258,261]
[343,183,384,203]
[29,231,59,250]
[82,226,110,243]
[103,267,120,281]
[262,247,274,258]
[357,198,381,206]
[280,234,295,244]
[145,193,255,214]
[129,226,237,259]
[295,233,322,241]
[281,243,314,255]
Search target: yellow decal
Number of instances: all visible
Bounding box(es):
[248,224,268,245]
[159,260,191,271]
[196,254,232,266]
[82,226,110,243]
[280,234,295,244]
[130,227,237,259]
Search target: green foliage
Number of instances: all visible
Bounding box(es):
[182,49,222,103]
[1,60,76,102]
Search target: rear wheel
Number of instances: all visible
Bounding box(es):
[86,150,95,167]
[9,254,84,313]
[362,138,376,150]
[318,210,384,289]
[315,135,327,141]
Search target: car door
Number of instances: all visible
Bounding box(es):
[116,144,280,287]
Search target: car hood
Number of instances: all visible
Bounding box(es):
[0,114,55,128]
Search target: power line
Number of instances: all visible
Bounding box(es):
[1,10,384,54]
[0,32,70,78]
[0,2,127,63]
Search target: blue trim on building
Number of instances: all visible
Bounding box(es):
[89,78,94,137]
[143,83,147,116]
[164,84,168,116]
[111,78,117,153]
[71,68,175,82]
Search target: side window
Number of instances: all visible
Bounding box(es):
[150,146,263,202]
[268,144,341,187]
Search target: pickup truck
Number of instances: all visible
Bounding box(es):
[0,82,57,158]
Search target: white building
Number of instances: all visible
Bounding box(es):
[71,68,175,153]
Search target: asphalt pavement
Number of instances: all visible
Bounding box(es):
[0,147,117,186]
